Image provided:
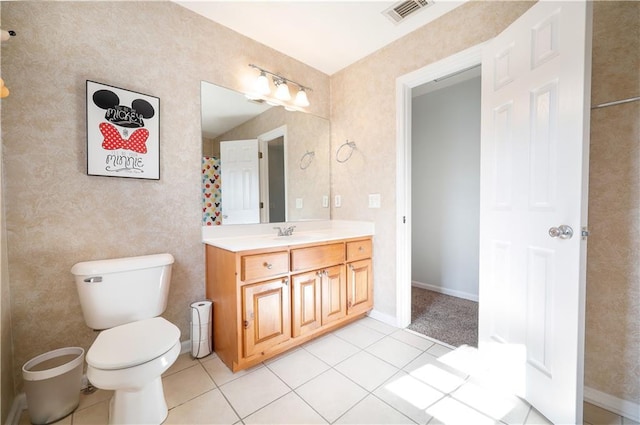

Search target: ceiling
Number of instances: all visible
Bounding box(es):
[175,1,466,75]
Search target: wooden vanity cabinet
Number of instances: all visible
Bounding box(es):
[205,237,373,372]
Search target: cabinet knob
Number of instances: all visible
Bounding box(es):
[283,278,289,286]
[243,320,249,329]
[263,262,273,269]
[358,246,364,251]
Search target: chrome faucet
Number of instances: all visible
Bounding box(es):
[274,225,296,236]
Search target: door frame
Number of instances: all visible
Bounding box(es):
[395,43,485,328]
[258,125,288,223]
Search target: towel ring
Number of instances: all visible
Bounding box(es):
[299,151,315,170]
[336,140,356,163]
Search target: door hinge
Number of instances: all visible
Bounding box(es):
[260,202,264,209]
[403,216,406,224]
[581,227,590,240]
[258,152,263,159]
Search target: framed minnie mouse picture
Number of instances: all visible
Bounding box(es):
[86,80,160,180]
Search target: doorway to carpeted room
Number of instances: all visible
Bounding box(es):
[408,286,478,348]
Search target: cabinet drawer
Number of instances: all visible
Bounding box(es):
[241,251,289,281]
[291,243,345,272]
[346,239,372,262]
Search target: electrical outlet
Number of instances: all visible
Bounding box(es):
[296,198,303,209]
[335,195,342,208]
[322,195,329,208]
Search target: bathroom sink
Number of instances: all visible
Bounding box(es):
[271,233,324,242]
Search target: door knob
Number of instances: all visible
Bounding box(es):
[549,225,573,239]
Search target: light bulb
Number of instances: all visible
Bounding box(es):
[274,80,291,101]
[295,88,310,107]
[255,72,270,95]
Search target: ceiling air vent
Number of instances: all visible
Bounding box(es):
[383,0,432,24]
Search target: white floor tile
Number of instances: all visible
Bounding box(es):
[451,381,530,424]
[296,369,368,423]
[71,399,109,425]
[373,370,445,424]
[357,317,399,335]
[426,343,454,358]
[164,389,239,424]
[525,407,553,424]
[390,329,436,351]
[426,396,499,425]
[200,354,263,386]
[267,348,330,388]
[243,392,328,424]
[366,335,423,369]
[334,350,399,391]
[57,322,628,425]
[164,352,201,377]
[77,388,113,411]
[163,363,216,409]
[335,394,416,424]
[219,367,290,418]
[404,353,466,394]
[304,334,360,366]
[334,322,386,348]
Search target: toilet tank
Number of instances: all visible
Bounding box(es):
[71,253,174,330]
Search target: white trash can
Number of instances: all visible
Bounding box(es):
[190,300,212,358]
[22,347,85,425]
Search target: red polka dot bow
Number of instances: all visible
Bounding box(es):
[99,122,149,154]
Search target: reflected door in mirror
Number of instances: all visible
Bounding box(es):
[220,139,260,224]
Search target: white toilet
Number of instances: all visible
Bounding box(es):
[71,253,181,425]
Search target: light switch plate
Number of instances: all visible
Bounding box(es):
[335,195,342,208]
[296,198,303,209]
[322,195,329,208]
[368,193,381,208]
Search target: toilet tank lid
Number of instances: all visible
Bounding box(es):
[71,253,174,276]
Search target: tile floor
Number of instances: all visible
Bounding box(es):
[18,317,633,425]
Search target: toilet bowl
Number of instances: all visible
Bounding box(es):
[86,317,181,425]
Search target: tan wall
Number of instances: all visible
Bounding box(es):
[1,1,329,390]
[330,0,534,318]
[585,1,639,404]
[0,2,16,420]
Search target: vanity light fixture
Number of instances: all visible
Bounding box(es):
[255,71,271,96]
[247,64,312,111]
[274,78,291,101]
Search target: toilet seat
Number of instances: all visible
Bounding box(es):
[87,317,180,370]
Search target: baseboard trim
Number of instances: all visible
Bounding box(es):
[5,392,25,425]
[367,309,398,327]
[584,386,640,422]
[412,281,479,302]
[180,339,191,355]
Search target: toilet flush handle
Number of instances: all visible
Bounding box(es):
[83,276,102,283]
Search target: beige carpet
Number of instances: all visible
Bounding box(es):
[408,286,478,347]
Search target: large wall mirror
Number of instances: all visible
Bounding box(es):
[201,81,330,226]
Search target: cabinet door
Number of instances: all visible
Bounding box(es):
[242,278,291,358]
[321,265,347,325]
[291,271,322,337]
[347,259,373,316]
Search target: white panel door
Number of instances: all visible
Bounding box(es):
[479,2,591,424]
[220,139,260,225]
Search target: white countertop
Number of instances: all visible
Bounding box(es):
[202,220,374,252]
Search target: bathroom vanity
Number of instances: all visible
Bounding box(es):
[203,225,373,372]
